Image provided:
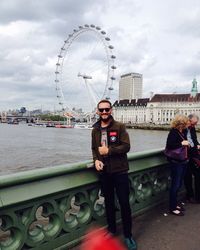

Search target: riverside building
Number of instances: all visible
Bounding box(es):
[119,73,143,100]
[113,78,200,125]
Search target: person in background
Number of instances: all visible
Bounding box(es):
[91,99,137,250]
[184,114,200,203]
[165,114,189,216]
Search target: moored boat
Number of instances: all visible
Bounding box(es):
[7,120,19,125]
[55,124,74,128]
[74,123,92,129]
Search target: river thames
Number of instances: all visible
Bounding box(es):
[0,123,171,175]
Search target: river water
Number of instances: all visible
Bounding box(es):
[0,123,170,175]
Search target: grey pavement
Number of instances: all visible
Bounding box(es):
[133,202,200,250]
[72,202,200,250]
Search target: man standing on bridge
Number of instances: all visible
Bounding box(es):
[184,114,200,203]
[91,99,137,250]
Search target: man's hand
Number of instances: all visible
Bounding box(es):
[95,160,104,171]
[197,145,200,150]
[98,141,109,155]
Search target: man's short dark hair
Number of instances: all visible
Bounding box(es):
[97,99,112,108]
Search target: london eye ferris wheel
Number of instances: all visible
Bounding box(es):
[54,24,116,117]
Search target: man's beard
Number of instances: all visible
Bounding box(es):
[100,115,111,122]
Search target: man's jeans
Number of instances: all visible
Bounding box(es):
[100,172,132,237]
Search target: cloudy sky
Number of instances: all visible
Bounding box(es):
[0,0,200,112]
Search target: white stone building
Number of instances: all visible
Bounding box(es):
[113,79,200,124]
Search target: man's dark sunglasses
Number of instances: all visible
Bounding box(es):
[98,108,111,113]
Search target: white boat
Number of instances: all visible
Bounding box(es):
[32,123,46,127]
[74,123,93,129]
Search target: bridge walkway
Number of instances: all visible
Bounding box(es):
[72,202,200,250]
[133,202,200,250]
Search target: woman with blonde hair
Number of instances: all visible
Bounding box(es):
[165,114,190,216]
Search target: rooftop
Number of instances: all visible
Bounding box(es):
[150,93,200,102]
[113,98,150,107]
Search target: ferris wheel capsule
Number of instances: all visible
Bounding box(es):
[111,65,117,69]
[105,37,110,41]
[110,77,116,80]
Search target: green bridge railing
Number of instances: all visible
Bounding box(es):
[0,148,169,250]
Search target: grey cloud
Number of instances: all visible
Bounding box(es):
[113,30,150,66]
[181,62,200,78]
[174,8,200,38]
[0,78,55,108]
[178,23,200,38]
[0,0,95,23]
[0,62,33,80]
